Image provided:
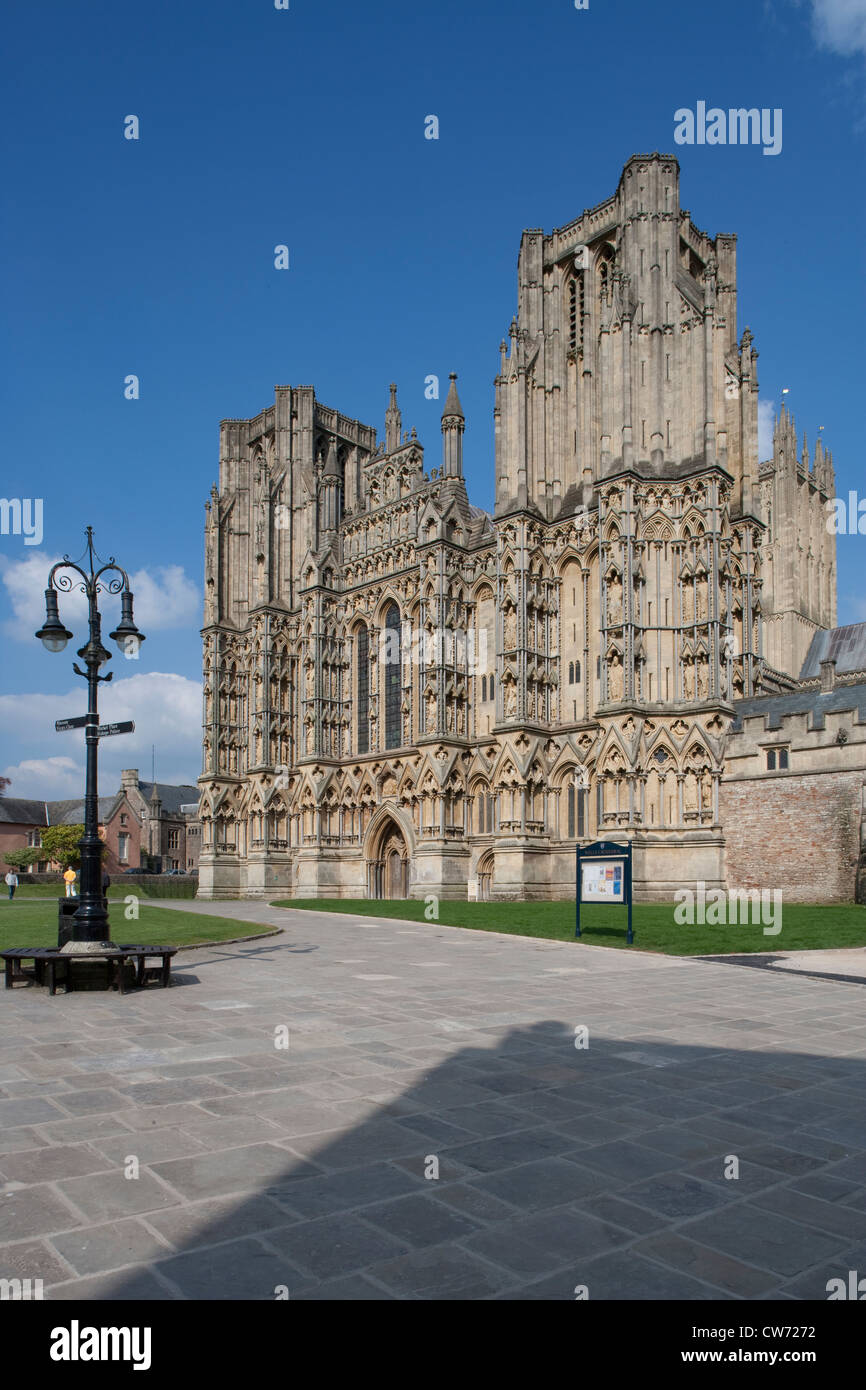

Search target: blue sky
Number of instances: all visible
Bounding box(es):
[1,0,864,798]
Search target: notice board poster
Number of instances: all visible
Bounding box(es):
[581,859,624,903]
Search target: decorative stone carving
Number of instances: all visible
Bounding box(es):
[607,574,623,624]
[608,653,624,701]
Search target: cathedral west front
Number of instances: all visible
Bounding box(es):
[197,153,854,904]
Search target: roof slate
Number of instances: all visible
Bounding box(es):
[731,681,866,732]
[0,798,49,826]
[800,623,866,679]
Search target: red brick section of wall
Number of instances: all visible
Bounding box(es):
[720,771,863,903]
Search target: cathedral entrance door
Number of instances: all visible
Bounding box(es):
[371,820,409,899]
[386,848,406,900]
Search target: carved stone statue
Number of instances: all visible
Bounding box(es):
[504,678,517,716]
[607,574,623,624]
[696,658,709,700]
[696,576,708,622]
[608,653,624,701]
[504,606,517,648]
[683,662,695,700]
[701,769,713,812]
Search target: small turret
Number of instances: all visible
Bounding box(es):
[318,436,342,536]
[441,372,464,478]
[385,384,402,454]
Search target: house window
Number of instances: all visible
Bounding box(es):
[489,672,494,699]
[168,830,179,850]
[766,750,776,771]
[118,833,129,863]
[357,624,369,754]
[27,830,42,847]
[778,749,789,770]
[482,675,487,702]
[384,603,401,750]
[120,814,127,826]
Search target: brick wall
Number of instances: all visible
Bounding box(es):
[720,770,863,903]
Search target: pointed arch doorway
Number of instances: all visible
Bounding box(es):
[367,817,409,899]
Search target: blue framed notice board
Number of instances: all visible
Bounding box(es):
[575,839,633,945]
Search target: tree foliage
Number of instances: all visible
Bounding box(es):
[40,825,86,870]
[4,847,50,870]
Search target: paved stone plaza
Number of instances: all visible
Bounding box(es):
[2,903,866,1301]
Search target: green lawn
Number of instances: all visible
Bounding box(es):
[6,881,197,900]
[272,897,866,956]
[0,897,273,949]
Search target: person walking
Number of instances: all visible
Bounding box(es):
[5,870,18,900]
[63,866,77,898]
[102,868,111,909]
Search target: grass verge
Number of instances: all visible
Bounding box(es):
[0,898,267,950]
[271,897,866,955]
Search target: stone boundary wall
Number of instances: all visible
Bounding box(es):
[720,769,863,903]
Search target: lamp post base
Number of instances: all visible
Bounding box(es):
[59,940,115,955]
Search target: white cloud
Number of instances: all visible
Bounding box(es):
[0,553,200,643]
[809,0,866,57]
[758,400,775,462]
[0,671,202,800]
[0,757,81,800]
[126,565,200,631]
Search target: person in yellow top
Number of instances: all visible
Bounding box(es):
[63,867,78,898]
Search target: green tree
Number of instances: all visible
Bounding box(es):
[4,847,50,871]
[40,825,87,870]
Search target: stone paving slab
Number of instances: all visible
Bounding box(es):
[1,900,866,1299]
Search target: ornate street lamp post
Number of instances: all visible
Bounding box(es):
[35,527,145,945]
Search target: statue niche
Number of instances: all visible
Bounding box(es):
[607,652,624,701]
[503,605,517,650]
[607,573,623,625]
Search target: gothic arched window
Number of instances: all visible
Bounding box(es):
[384,603,401,750]
[357,625,369,754]
[566,777,587,838]
[569,275,584,353]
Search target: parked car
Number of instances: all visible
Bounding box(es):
[122,866,142,874]
[164,868,187,875]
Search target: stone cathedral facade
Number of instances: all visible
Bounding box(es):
[197,153,839,902]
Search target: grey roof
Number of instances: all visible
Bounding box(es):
[46,795,122,826]
[138,782,200,814]
[800,623,866,680]
[0,798,49,826]
[731,681,866,732]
